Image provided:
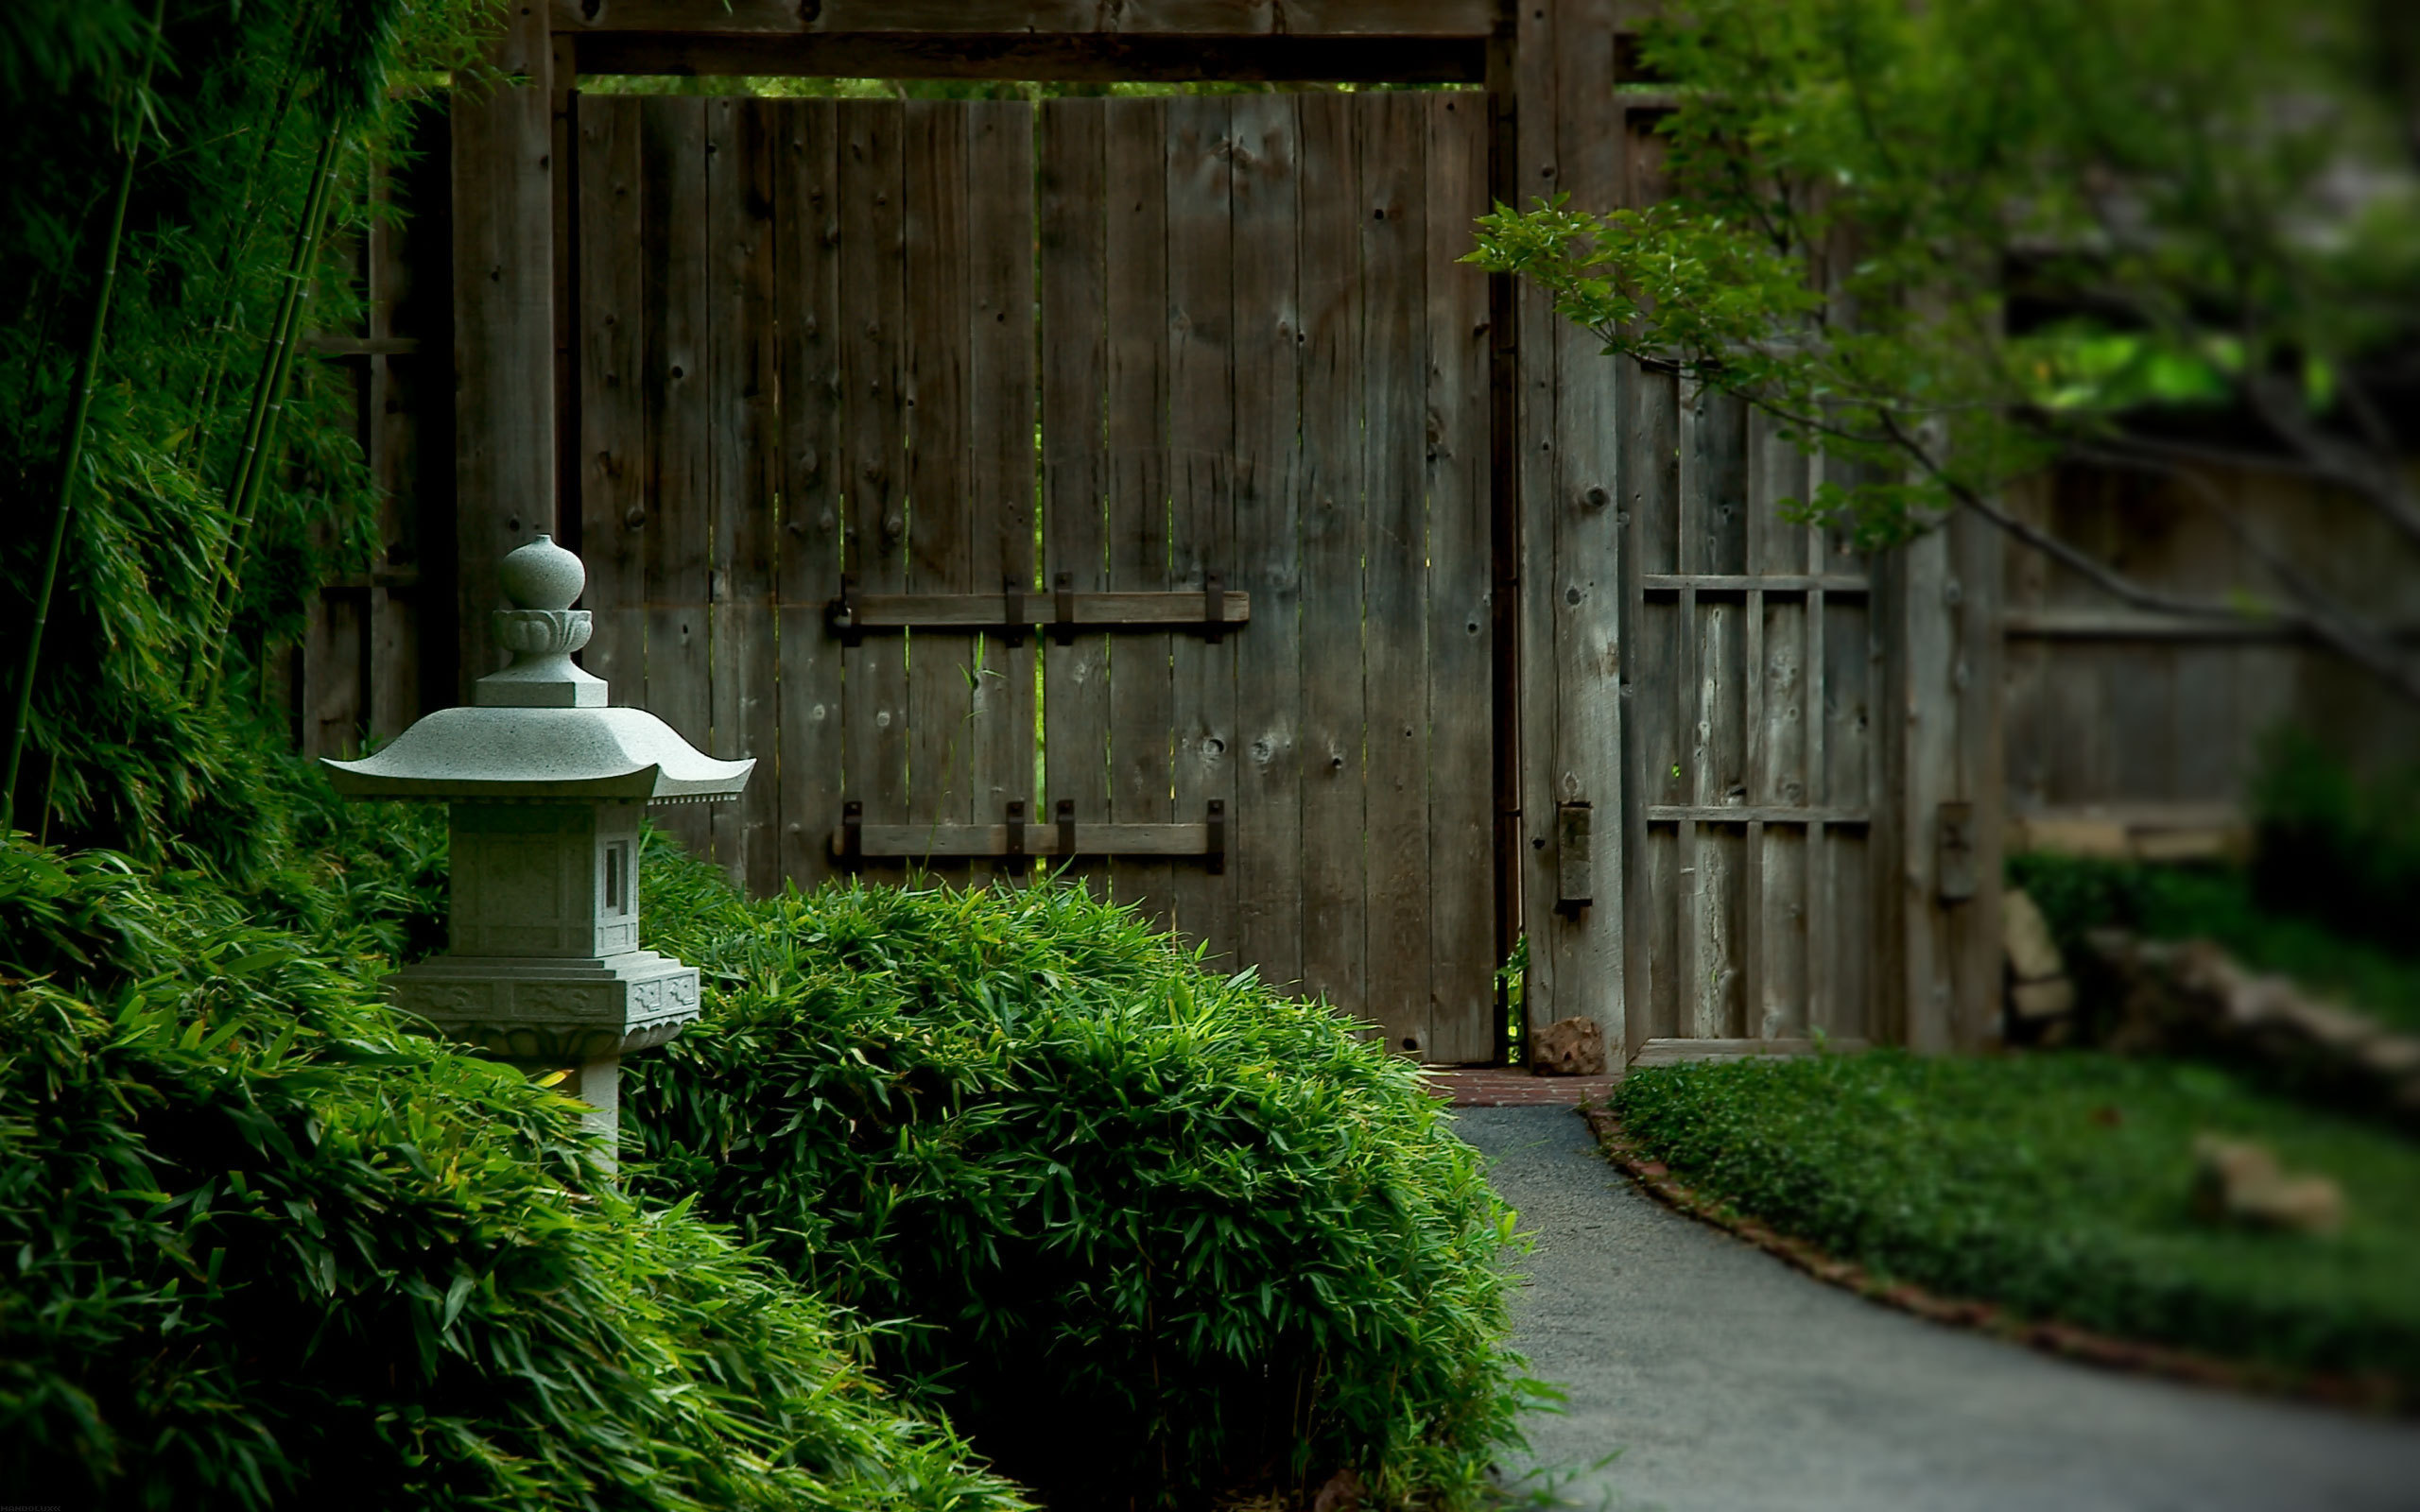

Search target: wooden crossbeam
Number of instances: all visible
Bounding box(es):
[1645,804,1871,825]
[1641,573,1871,594]
[567,30,1485,81]
[551,1,1495,37]
[829,588,1250,633]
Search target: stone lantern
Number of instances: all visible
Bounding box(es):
[322,535,752,1154]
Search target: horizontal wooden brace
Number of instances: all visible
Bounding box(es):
[829,589,1250,635]
[320,567,424,592]
[833,820,1219,859]
[1646,804,1870,825]
[304,335,424,357]
[568,30,1485,80]
[1641,574,1870,594]
[1630,1037,1872,1068]
[551,0,1495,37]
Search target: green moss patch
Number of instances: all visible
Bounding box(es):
[1611,1050,2420,1392]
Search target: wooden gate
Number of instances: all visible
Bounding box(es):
[569,92,1498,1059]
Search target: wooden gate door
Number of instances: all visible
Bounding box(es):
[569,91,1499,1060]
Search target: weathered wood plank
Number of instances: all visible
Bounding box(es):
[773,99,845,892]
[1295,90,1366,1018]
[833,591,1254,631]
[571,32,1486,84]
[708,96,780,894]
[903,100,974,876]
[1512,0,1560,1042]
[1038,98,1114,902]
[966,99,1037,879]
[1630,1036,1869,1068]
[1167,94,1237,960]
[1229,92,1305,995]
[1424,91,1494,1063]
[838,100,910,836]
[453,8,555,701]
[577,96,645,711]
[1360,89,1430,1055]
[365,159,423,742]
[639,95,713,859]
[1103,97,1174,929]
[836,819,1225,858]
[551,0,1495,36]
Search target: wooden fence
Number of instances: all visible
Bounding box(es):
[293,0,2019,1065]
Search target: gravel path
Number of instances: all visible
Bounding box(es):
[1455,1104,2420,1512]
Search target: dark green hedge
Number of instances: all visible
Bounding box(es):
[625,843,1536,1512]
[1613,1050,2420,1389]
[0,836,1025,1512]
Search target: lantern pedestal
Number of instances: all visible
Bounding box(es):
[323,535,752,1161]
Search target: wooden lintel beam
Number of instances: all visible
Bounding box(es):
[831,588,1252,633]
[834,821,1219,858]
[552,0,1494,37]
[570,31,1485,82]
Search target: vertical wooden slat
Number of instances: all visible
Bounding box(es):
[966,99,1037,880]
[1167,94,1237,959]
[839,100,909,841]
[1039,99,1114,901]
[1512,0,1561,1040]
[1104,98,1174,929]
[1424,92,1495,1063]
[1623,362,1678,1047]
[708,96,780,895]
[1801,443,1831,1036]
[367,161,422,741]
[578,96,643,706]
[1295,91,1366,1017]
[774,99,844,892]
[1360,91,1430,1054]
[640,95,712,860]
[903,100,975,878]
[451,7,553,701]
[1230,93,1305,993]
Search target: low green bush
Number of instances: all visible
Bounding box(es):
[1613,1051,2420,1390]
[626,842,1535,1512]
[2009,851,2420,1037]
[0,837,1025,1512]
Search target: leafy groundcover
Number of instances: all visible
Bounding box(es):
[0,836,1024,1512]
[627,838,1537,1512]
[1611,1050,2420,1393]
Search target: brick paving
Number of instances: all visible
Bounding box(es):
[1422,1065,1619,1108]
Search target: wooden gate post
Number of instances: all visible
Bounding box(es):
[452,2,556,703]
[1878,508,2005,1050]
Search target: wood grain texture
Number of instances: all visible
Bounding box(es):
[708,96,780,893]
[838,100,910,842]
[577,95,645,713]
[452,7,554,702]
[966,99,1037,880]
[903,100,974,882]
[1229,92,1305,996]
[1038,99,1115,902]
[1294,90,1366,1017]
[639,95,713,859]
[1359,90,1430,1054]
[1103,98,1175,929]
[773,99,845,892]
[551,0,1495,36]
[1511,0,1560,1040]
[1166,94,1237,960]
[1424,91,1495,1063]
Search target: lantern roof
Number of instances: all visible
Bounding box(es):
[321,535,753,805]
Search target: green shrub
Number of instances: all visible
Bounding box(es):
[625,842,1535,1512]
[2251,730,2420,964]
[0,836,1026,1512]
[2007,851,2420,1037]
[1614,1051,2420,1389]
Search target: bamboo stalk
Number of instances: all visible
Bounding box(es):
[188,124,345,697]
[2,0,168,837]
